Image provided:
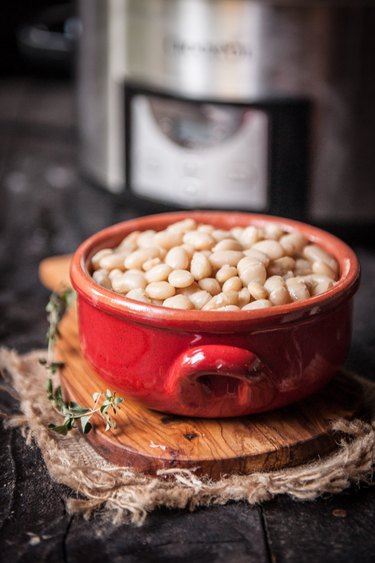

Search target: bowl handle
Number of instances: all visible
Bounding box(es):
[165,345,276,417]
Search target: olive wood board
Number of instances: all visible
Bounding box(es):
[41,255,364,478]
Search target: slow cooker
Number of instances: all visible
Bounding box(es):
[78,0,375,224]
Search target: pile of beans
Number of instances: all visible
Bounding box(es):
[90,218,339,311]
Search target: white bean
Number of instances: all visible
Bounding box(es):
[209,250,244,268]
[182,243,195,258]
[286,277,310,301]
[136,229,156,248]
[238,287,251,307]
[190,252,212,280]
[264,276,290,305]
[216,305,241,311]
[165,246,190,270]
[239,226,260,248]
[197,223,215,233]
[222,276,242,292]
[252,240,284,260]
[117,231,140,252]
[312,260,337,280]
[168,269,194,288]
[231,227,244,240]
[99,252,128,270]
[243,248,270,267]
[237,257,267,285]
[92,269,111,289]
[142,257,161,271]
[294,258,313,276]
[213,239,242,252]
[198,278,222,295]
[280,232,308,255]
[124,247,160,270]
[91,249,113,270]
[153,229,183,249]
[183,230,215,250]
[145,281,176,300]
[301,274,335,296]
[303,244,339,274]
[145,263,172,283]
[242,300,272,310]
[189,290,212,310]
[167,218,197,233]
[267,256,296,277]
[248,281,268,301]
[212,229,232,241]
[264,223,284,240]
[203,291,238,310]
[112,271,147,293]
[216,265,238,283]
[163,295,194,310]
[108,268,123,281]
[126,288,151,303]
[178,281,200,296]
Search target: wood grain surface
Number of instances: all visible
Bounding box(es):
[55,306,363,478]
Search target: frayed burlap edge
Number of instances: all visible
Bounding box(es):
[0,347,374,526]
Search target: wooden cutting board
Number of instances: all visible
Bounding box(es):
[40,255,364,478]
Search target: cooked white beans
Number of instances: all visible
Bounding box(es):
[198,277,222,295]
[238,287,251,307]
[222,276,242,292]
[286,277,310,302]
[183,230,215,250]
[268,256,296,277]
[190,252,212,280]
[280,232,307,255]
[145,263,172,283]
[189,290,212,310]
[237,257,267,285]
[124,247,160,270]
[216,265,238,283]
[91,218,339,311]
[137,229,156,248]
[209,250,244,268]
[248,281,268,301]
[242,300,272,310]
[165,246,190,270]
[213,239,243,252]
[145,281,176,300]
[252,240,284,260]
[153,229,183,249]
[126,288,151,303]
[92,269,111,289]
[91,248,113,270]
[112,271,147,293]
[99,252,128,270]
[168,269,194,288]
[163,294,194,309]
[303,244,338,274]
[264,276,290,306]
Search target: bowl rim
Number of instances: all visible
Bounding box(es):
[70,211,360,330]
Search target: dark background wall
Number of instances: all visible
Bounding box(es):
[0,1,72,74]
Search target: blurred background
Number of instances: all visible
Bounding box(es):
[2,0,375,229]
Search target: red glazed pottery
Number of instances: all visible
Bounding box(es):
[70,211,360,418]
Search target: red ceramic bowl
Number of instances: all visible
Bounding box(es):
[70,211,360,418]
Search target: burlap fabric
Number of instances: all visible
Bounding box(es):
[1,347,374,526]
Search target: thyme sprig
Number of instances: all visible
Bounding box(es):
[40,287,124,435]
[46,381,124,435]
[42,288,76,372]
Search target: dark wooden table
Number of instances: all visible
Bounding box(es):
[1,76,375,563]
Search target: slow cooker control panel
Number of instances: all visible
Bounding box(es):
[124,85,310,217]
[127,89,269,209]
